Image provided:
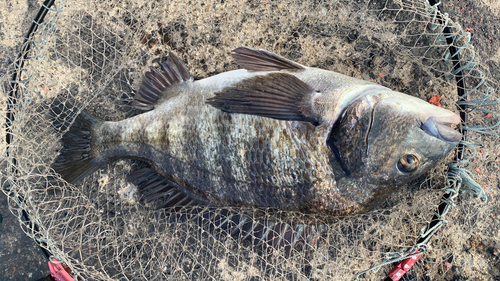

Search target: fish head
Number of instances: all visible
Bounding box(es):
[329,90,461,200]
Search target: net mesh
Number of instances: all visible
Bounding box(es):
[1,0,499,280]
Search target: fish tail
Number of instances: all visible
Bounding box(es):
[51,104,106,184]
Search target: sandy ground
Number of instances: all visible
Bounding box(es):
[0,0,498,280]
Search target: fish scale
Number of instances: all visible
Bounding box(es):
[52,47,461,217]
[93,97,342,212]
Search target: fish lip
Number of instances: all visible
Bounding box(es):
[435,112,461,125]
[421,114,462,144]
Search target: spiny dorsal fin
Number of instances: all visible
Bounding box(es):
[200,209,315,254]
[232,47,306,71]
[129,168,314,252]
[133,52,193,110]
[207,72,319,125]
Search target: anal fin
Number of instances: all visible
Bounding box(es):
[133,52,193,110]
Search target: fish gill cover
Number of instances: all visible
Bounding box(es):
[1,0,499,280]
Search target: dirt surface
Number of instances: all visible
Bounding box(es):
[0,193,51,281]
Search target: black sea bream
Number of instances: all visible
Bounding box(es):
[52,47,461,216]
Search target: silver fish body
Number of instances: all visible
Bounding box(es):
[53,47,461,216]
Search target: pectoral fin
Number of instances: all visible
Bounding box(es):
[207,73,319,125]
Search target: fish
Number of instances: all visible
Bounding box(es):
[51,47,461,218]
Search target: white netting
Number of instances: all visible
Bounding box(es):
[1,0,499,280]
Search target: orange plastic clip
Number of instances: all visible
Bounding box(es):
[48,258,78,281]
[387,251,421,281]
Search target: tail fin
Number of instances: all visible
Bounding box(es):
[51,105,106,184]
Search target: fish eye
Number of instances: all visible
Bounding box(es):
[397,154,419,173]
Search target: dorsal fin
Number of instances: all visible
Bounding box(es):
[129,168,315,253]
[232,47,306,71]
[133,52,193,110]
[128,167,199,210]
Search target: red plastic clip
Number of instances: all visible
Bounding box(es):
[387,251,421,281]
[48,258,78,281]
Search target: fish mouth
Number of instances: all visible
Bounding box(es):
[421,114,462,144]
